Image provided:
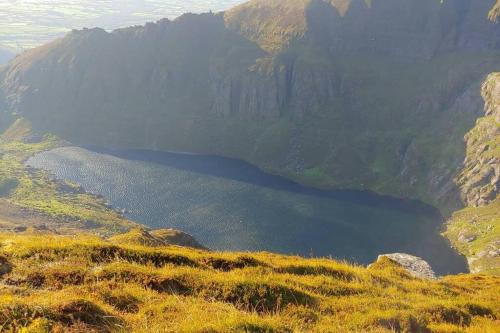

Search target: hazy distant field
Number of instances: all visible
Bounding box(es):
[0,0,244,51]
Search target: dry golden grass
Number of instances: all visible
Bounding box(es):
[0,231,497,333]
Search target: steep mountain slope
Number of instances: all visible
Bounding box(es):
[456,73,499,208]
[445,73,500,274]
[1,0,498,216]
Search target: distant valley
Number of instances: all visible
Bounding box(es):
[0,0,244,50]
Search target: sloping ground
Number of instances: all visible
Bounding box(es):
[224,0,359,53]
[445,73,500,274]
[0,231,498,333]
[0,119,138,236]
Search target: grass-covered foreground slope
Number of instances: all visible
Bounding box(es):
[0,230,497,333]
[445,73,500,274]
[0,118,137,235]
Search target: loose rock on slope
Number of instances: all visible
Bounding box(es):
[374,253,437,279]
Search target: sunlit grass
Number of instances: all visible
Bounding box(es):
[0,231,497,332]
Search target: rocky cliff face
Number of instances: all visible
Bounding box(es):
[445,73,500,274]
[456,73,499,207]
[0,0,499,213]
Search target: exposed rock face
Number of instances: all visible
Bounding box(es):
[456,73,500,207]
[444,73,500,274]
[0,0,499,214]
[375,253,437,279]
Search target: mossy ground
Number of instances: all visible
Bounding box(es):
[0,231,498,333]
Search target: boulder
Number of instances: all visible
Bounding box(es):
[374,253,437,279]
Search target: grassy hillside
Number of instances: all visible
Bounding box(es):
[0,231,497,333]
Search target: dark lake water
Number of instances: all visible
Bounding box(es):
[27,146,467,275]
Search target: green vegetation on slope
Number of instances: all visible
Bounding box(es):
[0,231,497,333]
[0,119,136,235]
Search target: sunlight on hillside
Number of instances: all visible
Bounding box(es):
[0,0,499,332]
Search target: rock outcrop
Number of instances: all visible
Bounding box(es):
[108,228,206,249]
[445,73,499,274]
[373,253,437,279]
[150,229,206,250]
